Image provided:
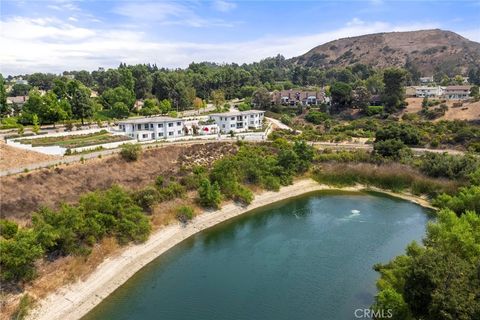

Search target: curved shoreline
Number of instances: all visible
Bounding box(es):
[27,179,433,320]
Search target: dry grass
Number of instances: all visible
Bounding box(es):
[402,97,480,121]
[0,140,59,171]
[0,142,237,222]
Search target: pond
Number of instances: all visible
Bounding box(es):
[84,191,430,320]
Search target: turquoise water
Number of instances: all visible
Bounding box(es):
[84,191,430,320]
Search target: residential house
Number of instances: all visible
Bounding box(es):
[405,86,417,97]
[271,89,326,106]
[415,86,444,98]
[118,116,185,141]
[443,85,472,100]
[208,110,265,133]
[6,96,28,108]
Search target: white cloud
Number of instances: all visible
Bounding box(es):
[212,0,237,12]
[112,2,233,28]
[0,16,445,75]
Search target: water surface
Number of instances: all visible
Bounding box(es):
[84,191,430,320]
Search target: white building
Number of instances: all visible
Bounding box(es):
[419,76,434,84]
[208,110,265,133]
[415,86,444,98]
[118,116,186,141]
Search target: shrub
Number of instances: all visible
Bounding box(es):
[233,185,254,205]
[133,186,160,212]
[374,139,408,159]
[305,111,329,124]
[155,175,164,188]
[175,206,194,224]
[366,105,384,116]
[198,179,222,208]
[120,143,141,161]
[0,229,44,282]
[158,182,186,201]
[0,219,18,239]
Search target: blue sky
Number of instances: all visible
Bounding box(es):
[1,0,479,75]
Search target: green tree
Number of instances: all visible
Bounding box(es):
[470,85,479,99]
[9,83,31,96]
[102,86,136,111]
[351,85,371,110]
[32,114,40,134]
[381,68,407,113]
[0,74,8,115]
[131,64,153,99]
[330,81,352,113]
[211,89,226,111]
[252,87,271,109]
[67,80,93,124]
[111,102,130,119]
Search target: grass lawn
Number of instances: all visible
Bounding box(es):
[16,130,131,148]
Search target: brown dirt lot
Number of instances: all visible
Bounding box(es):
[403,98,480,121]
[0,141,59,171]
[0,142,237,221]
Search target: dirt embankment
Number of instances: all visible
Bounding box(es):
[403,97,480,121]
[0,142,237,221]
[0,141,60,171]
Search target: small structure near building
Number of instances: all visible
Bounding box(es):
[443,85,472,100]
[208,110,265,133]
[271,89,326,106]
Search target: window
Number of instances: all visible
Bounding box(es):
[150,123,153,129]
[168,123,173,127]
[158,123,163,128]
[137,124,141,130]
[143,134,148,138]
[177,122,181,126]
[231,124,235,128]
[231,117,235,120]
[178,130,181,134]
[168,132,173,136]
[222,124,225,128]
[250,115,254,118]
[144,124,148,130]
[250,121,254,125]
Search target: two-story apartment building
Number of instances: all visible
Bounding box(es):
[208,110,265,133]
[118,116,185,141]
[443,85,472,100]
[415,86,444,98]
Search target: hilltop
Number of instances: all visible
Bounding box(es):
[292,29,480,75]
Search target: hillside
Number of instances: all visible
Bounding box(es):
[292,29,480,75]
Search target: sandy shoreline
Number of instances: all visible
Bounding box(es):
[27,179,433,320]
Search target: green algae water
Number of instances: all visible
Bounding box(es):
[83,191,430,320]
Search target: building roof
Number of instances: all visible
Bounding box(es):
[444,85,472,91]
[6,96,28,104]
[209,110,265,117]
[119,116,181,124]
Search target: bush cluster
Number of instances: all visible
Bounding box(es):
[0,186,151,283]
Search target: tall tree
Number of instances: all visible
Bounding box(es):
[211,89,226,111]
[330,81,352,113]
[381,68,407,113]
[67,80,93,124]
[0,74,9,116]
[131,65,153,99]
[252,87,271,109]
